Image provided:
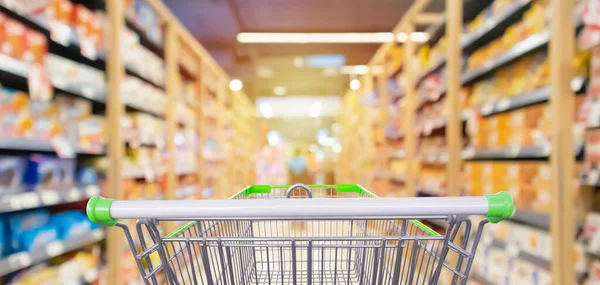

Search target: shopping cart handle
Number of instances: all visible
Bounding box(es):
[87,192,514,226]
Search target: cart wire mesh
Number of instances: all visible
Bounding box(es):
[117,184,489,285]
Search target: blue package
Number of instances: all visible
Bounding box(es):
[19,225,59,252]
[50,211,95,240]
[77,167,98,186]
[0,218,5,257]
[7,209,50,253]
[23,155,75,191]
[0,156,27,197]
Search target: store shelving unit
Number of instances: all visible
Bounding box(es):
[0,0,256,283]
[339,0,586,283]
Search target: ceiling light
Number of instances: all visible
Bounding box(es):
[229,79,242,91]
[260,103,273,118]
[309,102,322,118]
[350,79,361,90]
[274,86,286,96]
[293,56,304,67]
[396,31,430,42]
[340,65,370,75]
[237,32,429,44]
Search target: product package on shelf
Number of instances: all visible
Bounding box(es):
[417,163,446,196]
[1,208,99,258]
[466,2,547,72]
[0,85,106,152]
[466,96,586,151]
[125,0,165,46]
[123,112,165,147]
[46,54,106,98]
[6,249,101,284]
[121,75,167,115]
[464,161,586,216]
[471,217,588,284]
[121,28,164,86]
[0,12,48,65]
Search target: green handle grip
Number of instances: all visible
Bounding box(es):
[485,191,515,223]
[87,196,118,227]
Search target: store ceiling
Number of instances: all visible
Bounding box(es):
[164,0,446,100]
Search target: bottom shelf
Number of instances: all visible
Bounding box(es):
[0,229,105,276]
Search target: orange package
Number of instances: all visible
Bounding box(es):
[48,0,73,24]
[72,4,94,38]
[24,29,47,65]
[2,19,26,60]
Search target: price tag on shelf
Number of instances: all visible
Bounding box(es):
[84,269,99,283]
[7,252,32,269]
[508,146,520,158]
[506,243,520,257]
[496,99,510,111]
[92,229,104,240]
[52,137,76,159]
[588,170,600,185]
[144,168,156,182]
[48,20,71,46]
[45,241,65,256]
[81,85,95,99]
[12,192,41,210]
[481,103,494,115]
[79,35,98,60]
[86,185,101,197]
[68,188,82,201]
[28,64,53,101]
[462,147,475,159]
[51,76,67,90]
[40,191,60,205]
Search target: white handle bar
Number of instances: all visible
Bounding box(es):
[87,193,514,226]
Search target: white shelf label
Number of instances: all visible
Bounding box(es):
[81,86,95,99]
[462,147,475,159]
[14,193,41,210]
[481,103,494,115]
[508,147,520,158]
[68,188,82,201]
[46,241,65,256]
[506,243,520,257]
[497,99,510,111]
[40,191,60,205]
[86,185,101,197]
[92,229,105,240]
[8,252,32,269]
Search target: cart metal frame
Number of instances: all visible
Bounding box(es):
[87,184,513,284]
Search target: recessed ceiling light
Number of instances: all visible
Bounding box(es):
[229,79,242,91]
[237,32,430,44]
[350,79,361,90]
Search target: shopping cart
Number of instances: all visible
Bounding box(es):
[87,184,513,285]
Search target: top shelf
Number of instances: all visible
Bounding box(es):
[461,0,532,54]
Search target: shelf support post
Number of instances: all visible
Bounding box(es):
[165,24,178,212]
[549,0,575,283]
[105,0,125,283]
[445,0,462,197]
[403,22,417,197]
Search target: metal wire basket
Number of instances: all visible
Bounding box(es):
[87,184,513,285]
